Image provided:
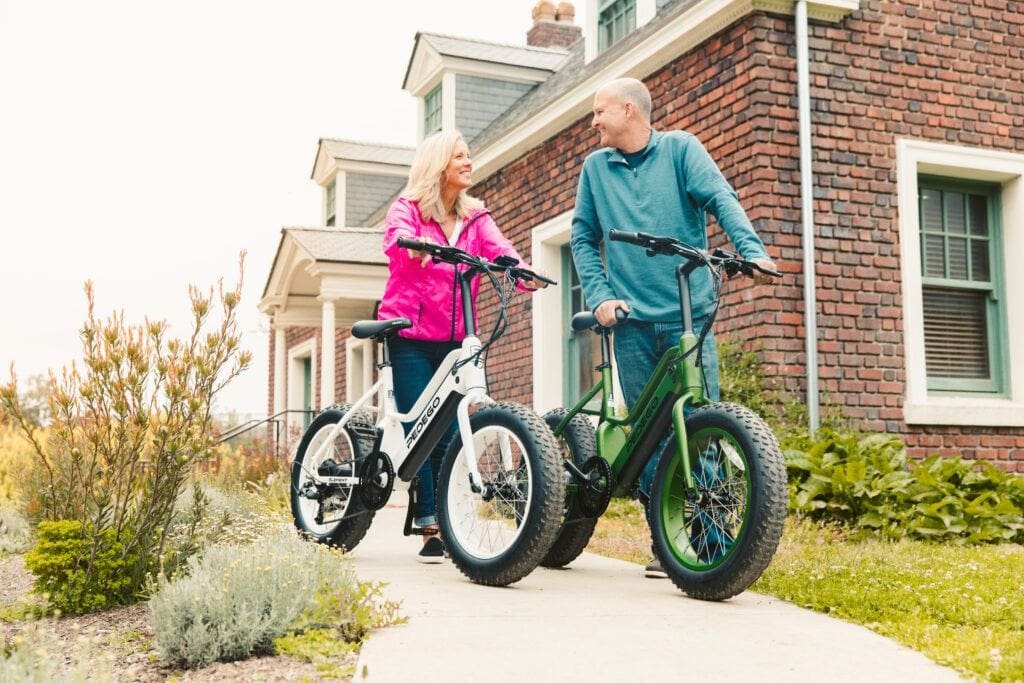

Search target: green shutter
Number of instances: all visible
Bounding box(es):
[562,245,601,405]
[325,180,336,227]
[918,177,1005,394]
[424,84,442,136]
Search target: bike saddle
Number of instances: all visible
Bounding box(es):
[351,317,413,340]
[571,309,628,332]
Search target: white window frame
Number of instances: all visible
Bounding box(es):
[287,338,317,436]
[896,138,1024,426]
[585,0,655,62]
[531,211,622,415]
[346,335,379,407]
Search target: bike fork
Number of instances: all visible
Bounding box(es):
[456,391,494,493]
[672,396,697,494]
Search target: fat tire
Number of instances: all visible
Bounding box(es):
[290,404,377,551]
[650,402,786,601]
[437,402,565,586]
[539,409,600,568]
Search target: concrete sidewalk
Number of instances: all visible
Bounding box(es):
[352,505,962,682]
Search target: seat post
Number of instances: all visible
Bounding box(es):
[380,336,392,367]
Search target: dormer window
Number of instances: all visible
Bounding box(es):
[424,83,443,136]
[598,0,636,52]
[325,179,336,226]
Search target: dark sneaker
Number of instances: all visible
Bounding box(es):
[645,558,668,579]
[417,536,446,564]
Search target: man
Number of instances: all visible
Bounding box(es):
[570,77,776,578]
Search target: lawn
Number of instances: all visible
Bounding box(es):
[587,499,1024,683]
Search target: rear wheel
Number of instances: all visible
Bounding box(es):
[437,402,564,586]
[539,409,600,568]
[649,402,786,601]
[290,405,377,551]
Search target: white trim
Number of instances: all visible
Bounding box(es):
[335,172,346,226]
[477,0,856,181]
[319,297,336,408]
[531,212,573,414]
[441,71,457,132]
[530,211,622,415]
[346,336,378,406]
[288,338,317,435]
[896,138,1024,426]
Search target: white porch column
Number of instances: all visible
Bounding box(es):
[273,324,287,416]
[319,296,336,408]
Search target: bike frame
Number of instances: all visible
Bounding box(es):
[553,261,709,497]
[301,269,514,496]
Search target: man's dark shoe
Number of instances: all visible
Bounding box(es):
[645,558,668,579]
[417,536,446,564]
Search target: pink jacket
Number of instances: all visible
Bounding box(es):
[378,197,527,342]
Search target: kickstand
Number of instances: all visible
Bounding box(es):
[402,477,423,536]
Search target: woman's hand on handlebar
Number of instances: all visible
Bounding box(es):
[522,269,552,290]
[407,238,437,268]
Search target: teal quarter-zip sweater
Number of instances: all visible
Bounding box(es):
[570,129,769,322]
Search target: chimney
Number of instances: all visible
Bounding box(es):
[527,0,582,50]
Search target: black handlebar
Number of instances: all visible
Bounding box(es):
[608,230,779,279]
[396,236,556,285]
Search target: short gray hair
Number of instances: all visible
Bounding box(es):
[601,77,652,121]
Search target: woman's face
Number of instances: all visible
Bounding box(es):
[443,140,473,194]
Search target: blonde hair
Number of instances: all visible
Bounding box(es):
[401,130,483,223]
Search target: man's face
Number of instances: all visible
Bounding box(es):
[591,88,630,148]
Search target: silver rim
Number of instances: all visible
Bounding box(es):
[445,425,533,560]
[295,418,356,535]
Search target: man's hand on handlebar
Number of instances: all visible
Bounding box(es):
[595,299,630,327]
[751,258,778,286]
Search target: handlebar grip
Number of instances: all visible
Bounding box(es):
[608,230,645,245]
[615,308,629,322]
[396,236,427,251]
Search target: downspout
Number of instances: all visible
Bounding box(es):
[796,0,821,432]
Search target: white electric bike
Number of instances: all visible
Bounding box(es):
[290,237,565,586]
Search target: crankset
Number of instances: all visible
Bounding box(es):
[357,452,395,510]
[575,456,613,517]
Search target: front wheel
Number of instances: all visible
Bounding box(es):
[649,402,786,601]
[290,405,377,551]
[437,402,564,586]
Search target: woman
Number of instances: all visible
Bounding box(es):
[378,130,545,563]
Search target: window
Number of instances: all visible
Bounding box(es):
[424,83,442,136]
[598,0,636,53]
[325,180,336,227]
[562,245,602,405]
[918,178,1005,394]
[301,357,313,428]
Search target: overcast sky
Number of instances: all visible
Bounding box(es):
[0,1,588,418]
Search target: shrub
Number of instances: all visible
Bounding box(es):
[786,429,1024,543]
[150,532,391,668]
[22,520,147,614]
[0,258,252,613]
[0,622,111,682]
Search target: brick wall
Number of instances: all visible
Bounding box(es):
[474,2,1024,468]
[266,325,356,417]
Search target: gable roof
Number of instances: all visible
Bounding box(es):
[287,227,386,265]
[402,32,569,91]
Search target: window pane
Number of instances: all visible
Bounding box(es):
[971,240,990,282]
[948,237,968,280]
[921,189,943,232]
[923,287,989,379]
[923,234,946,278]
[945,192,966,234]
[968,195,988,236]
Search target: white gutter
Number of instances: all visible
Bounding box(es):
[796,0,820,433]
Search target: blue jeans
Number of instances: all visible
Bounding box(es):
[390,337,460,527]
[612,318,720,498]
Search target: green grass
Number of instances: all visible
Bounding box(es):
[588,504,1024,683]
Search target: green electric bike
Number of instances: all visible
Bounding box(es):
[541,230,788,601]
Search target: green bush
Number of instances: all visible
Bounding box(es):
[22,520,148,614]
[786,429,1024,543]
[149,531,400,669]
